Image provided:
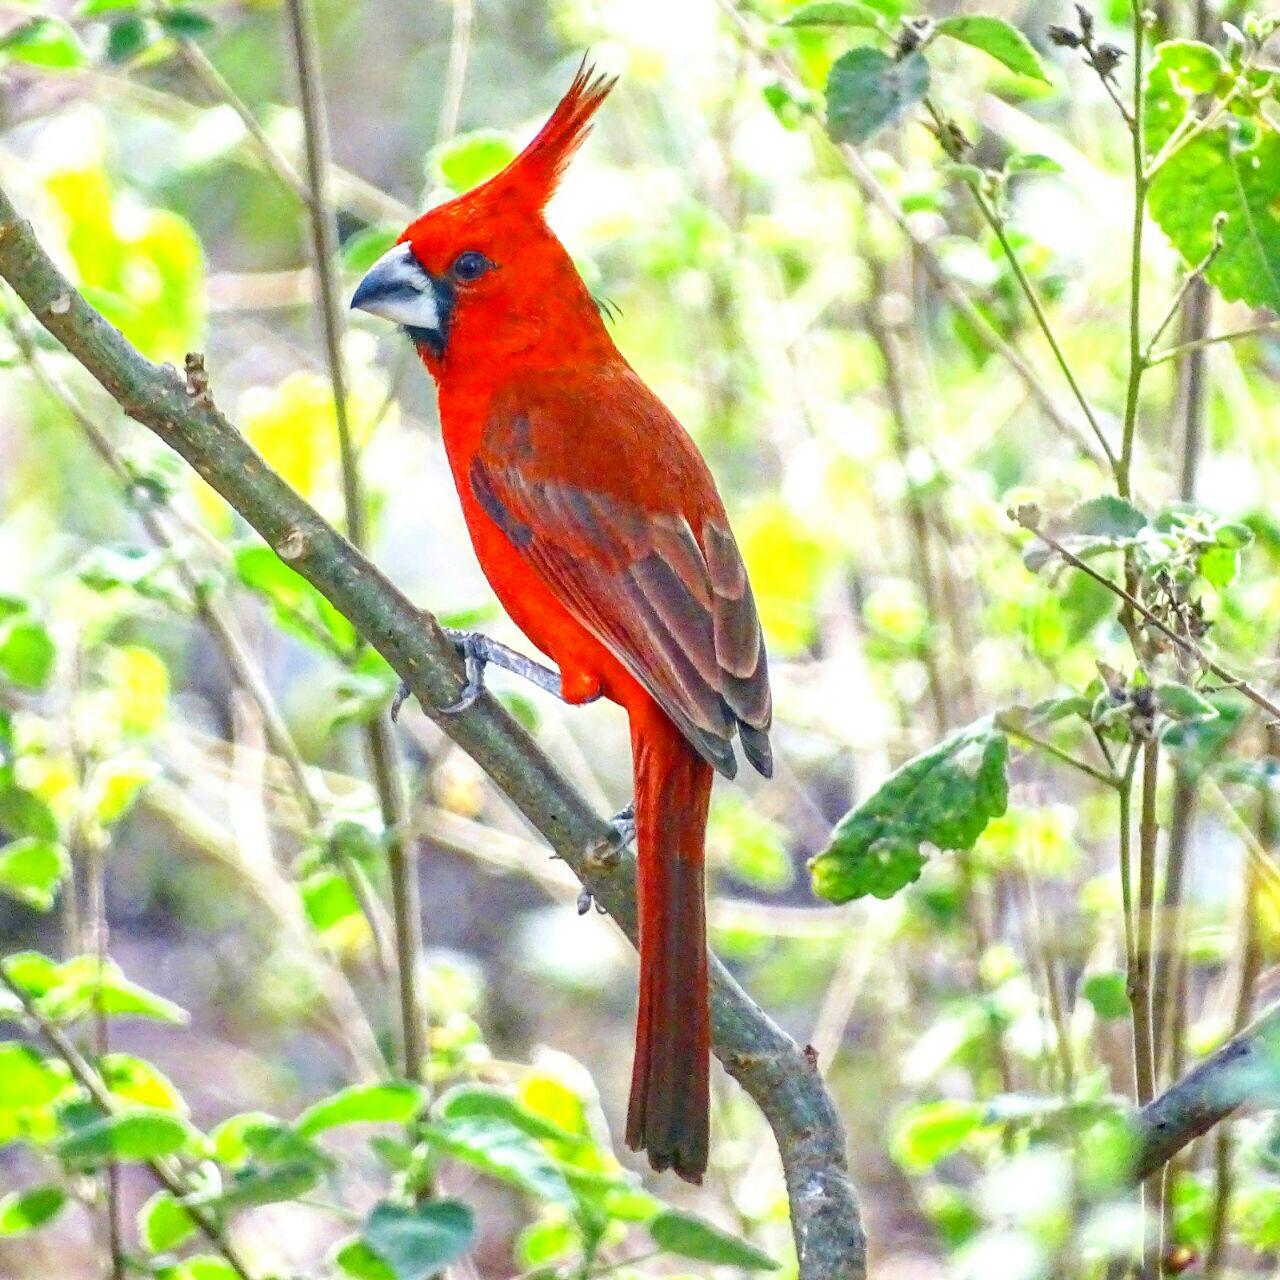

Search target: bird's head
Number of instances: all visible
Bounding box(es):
[350,62,616,373]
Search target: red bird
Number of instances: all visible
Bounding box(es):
[351,65,772,1182]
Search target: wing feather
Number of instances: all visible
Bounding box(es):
[472,443,771,779]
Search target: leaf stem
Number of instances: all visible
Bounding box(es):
[1010,510,1280,724]
[1147,319,1280,367]
[1000,722,1119,788]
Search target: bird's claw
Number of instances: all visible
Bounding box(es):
[391,679,413,723]
[577,886,608,916]
[587,802,636,870]
[438,629,487,715]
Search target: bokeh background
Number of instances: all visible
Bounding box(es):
[1,0,1280,1277]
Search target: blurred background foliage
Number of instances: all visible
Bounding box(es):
[0,0,1279,1277]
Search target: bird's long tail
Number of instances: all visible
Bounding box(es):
[625,707,714,1184]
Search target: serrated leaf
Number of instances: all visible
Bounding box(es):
[424,1115,573,1206]
[781,1,885,28]
[826,48,929,145]
[297,1081,425,1137]
[0,1186,67,1236]
[1146,40,1280,311]
[362,1200,475,1280]
[138,1190,196,1253]
[0,17,85,68]
[0,617,55,690]
[935,15,1049,84]
[0,838,67,910]
[809,720,1008,902]
[648,1210,780,1270]
[58,1109,194,1166]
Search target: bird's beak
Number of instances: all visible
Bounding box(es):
[350,242,448,341]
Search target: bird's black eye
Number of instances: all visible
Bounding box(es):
[451,250,493,282]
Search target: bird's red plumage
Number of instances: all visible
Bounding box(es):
[390,64,771,1181]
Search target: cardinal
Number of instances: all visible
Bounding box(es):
[351,64,772,1182]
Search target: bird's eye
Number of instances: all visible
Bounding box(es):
[451,250,493,282]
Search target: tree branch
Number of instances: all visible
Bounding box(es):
[1134,998,1280,1182]
[0,185,866,1280]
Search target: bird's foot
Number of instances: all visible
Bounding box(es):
[438,628,488,715]
[576,886,608,916]
[587,802,636,871]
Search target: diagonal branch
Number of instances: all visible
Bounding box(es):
[1135,998,1280,1182]
[0,184,866,1280]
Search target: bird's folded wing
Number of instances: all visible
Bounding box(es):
[470,452,771,779]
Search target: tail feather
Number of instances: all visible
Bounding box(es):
[625,711,713,1183]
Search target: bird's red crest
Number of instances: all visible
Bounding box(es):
[488,60,616,210]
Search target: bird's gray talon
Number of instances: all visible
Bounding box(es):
[391,679,412,722]
[438,631,487,715]
[609,802,637,849]
[577,887,594,915]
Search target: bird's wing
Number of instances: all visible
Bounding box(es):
[472,404,771,780]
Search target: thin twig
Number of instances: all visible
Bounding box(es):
[435,0,474,146]
[282,0,425,1081]
[1010,510,1280,724]
[1148,319,1280,367]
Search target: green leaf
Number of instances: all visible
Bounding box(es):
[35,957,188,1026]
[158,8,215,39]
[809,719,1009,902]
[58,1109,194,1166]
[1005,152,1063,174]
[105,15,152,62]
[336,1241,396,1280]
[300,870,362,933]
[297,1081,425,1137]
[648,1210,780,1270]
[1082,971,1131,1020]
[0,1044,67,1109]
[826,48,929,145]
[432,131,517,194]
[1157,682,1219,723]
[343,226,400,275]
[138,1191,197,1253]
[891,1100,983,1171]
[1146,40,1280,311]
[362,1200,475,1280]
[0,617,55,690]
[1069,495,1149,540]
[100,1053,187,1113]
[0,838,68,910]
[934,15,1050,84]
[435,1085,585,1147]
[0,1186,67,1236]
[233,543,356,654]
[425,1115,574,1206]
[0,787,59,841]
[0,18,85,68]
[781,1,885,28]
[75,0,142,12]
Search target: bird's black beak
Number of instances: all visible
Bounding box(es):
[351,242,451,355]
